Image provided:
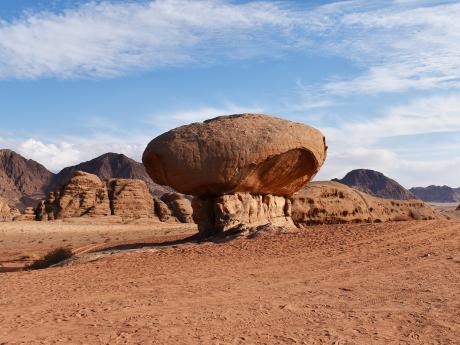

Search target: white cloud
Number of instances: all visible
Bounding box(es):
[321,1,460,94]
[316,93,460,187]
[18,138,82,171]
[0,0,309,79]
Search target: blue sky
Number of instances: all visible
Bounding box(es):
[0,0,459,187]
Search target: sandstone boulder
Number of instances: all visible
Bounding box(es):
[57,171,110,219]
[108,179,156,220]
[143,114,327,197]
[291,181,441,226]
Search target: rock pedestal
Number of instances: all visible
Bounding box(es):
[192,193,294,237]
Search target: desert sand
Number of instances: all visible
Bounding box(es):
[1,219,459,344]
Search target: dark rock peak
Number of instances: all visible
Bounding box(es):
[333,169,415,200]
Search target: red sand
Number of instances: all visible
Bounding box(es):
[1,220,459,344]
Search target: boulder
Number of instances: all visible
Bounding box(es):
[143,114,327,197]
[291,181,441,226]
[57,171,110,219]
[108,178,156,220]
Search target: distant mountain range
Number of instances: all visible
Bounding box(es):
[0,149,172,210]
[1,149,458,210]
[409,186,460,203]
[332,169,415,200]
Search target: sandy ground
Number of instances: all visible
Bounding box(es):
[0,219,196,271]
[1,220,460,344]
[431,203,460,220]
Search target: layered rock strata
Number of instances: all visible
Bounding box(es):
[57,171,111,219]
[108,179,156,221]
[143,114,327,236]
[291,181,441,226]
[192,193,293,237]
[35,171,192,223]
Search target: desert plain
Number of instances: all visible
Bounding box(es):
[1,217,459,345]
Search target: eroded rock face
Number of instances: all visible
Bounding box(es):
[108,179,156,220]
[160,193,193,223]
[291,181,441,226]
[192,193,294,237]
[143,114,327,197]
[57,171,111,219]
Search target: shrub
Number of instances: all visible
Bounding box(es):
[27,247,74,270]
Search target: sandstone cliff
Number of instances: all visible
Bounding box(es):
[291,181,441,226]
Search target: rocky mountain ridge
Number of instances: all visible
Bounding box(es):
[332,169,415,200]
[409,185,460,203]
[0,149,171,210]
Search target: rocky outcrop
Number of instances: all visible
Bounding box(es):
[457,204,460,211]
[143,114,327,236]
[160,193,193,223]
[333,169,415,200]
[143,114,327,197]
[35,171,189,223]
[49,152,173,197]
[0,197,11,221]
[13,207,37,221]
[56,171,111,219]
[291,181,441,226]
[108,179,156,220]
[192,193,293,237]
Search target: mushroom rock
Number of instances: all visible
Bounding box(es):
[143,114,327,236]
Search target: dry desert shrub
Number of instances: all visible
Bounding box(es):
[27,247,74,270]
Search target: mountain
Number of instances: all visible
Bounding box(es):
[48,152,173,196]
[332,169,415,200]
[0,149,53,210]
[409,185,460,203]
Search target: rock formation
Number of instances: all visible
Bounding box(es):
[12,207,37,221]
[291,181,441,226]
[159,193,193,223]
[48,152,173,197]
[143,114,328,236]
[36,170,190,223]
[192,193,294,237]
[333,169,415,200]
[108,179,156,220]
[0,197,11,221]
[457,204,460,211]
